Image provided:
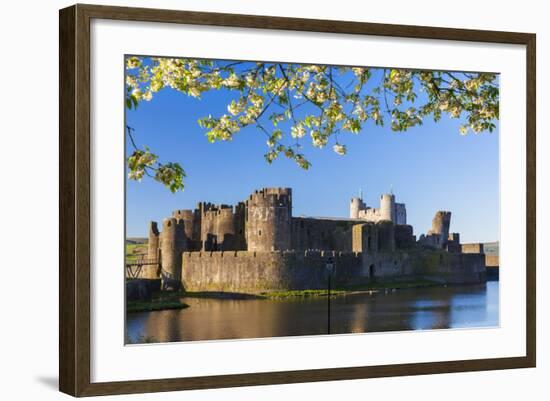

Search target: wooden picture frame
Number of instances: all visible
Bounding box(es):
[59,3,536,397]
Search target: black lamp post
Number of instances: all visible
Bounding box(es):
[325,257,334,334]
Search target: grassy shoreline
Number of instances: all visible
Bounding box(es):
[126,298,189,313]
[169,280,440,300]
[261,280,440,299]
[127,280,445,312]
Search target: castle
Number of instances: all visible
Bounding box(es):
[133,187,486,292]
[350,192,407,224]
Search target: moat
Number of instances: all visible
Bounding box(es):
[126,281,499,343]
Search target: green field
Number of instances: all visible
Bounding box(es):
[125,241,148,263]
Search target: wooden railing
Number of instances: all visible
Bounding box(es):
[125,259,160,279]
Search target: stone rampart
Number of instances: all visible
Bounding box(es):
[461,243,485,254]
[181,250,362,292]
[179,249,485,293]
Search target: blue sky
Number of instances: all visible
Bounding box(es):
[125,61,499,243]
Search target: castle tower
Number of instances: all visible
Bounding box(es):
[199,202,216,251]
[350,197,364,219]
[234,201,247,250]
[143,221,160,279]
[352,222,378,254]
[147,221,160,261]
[246,188,292,251]
[379,194,396,222]
[430,211,451,247]
[172,209,200,250]
[395,203,407,225]
[376,220,396,252]
[159,217,185,290]
[215,205,236,251]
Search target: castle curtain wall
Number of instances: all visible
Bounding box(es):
[179,250,486,292]
[181,251,363,292]
[290,218,355,252]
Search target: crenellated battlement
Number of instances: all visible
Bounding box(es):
[172,209,194,220]
[247,187,292,206]
[181,250,362,260]
[216,206,236,217]
[201,204,233,216]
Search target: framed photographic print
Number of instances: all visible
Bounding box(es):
[59,3,536,397]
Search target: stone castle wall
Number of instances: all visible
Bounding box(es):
[181,250,363,292]
[290,217,355,251]
[461,243,485,254]
[177,249,486,293]
[485,254,499,267]
[460,243,499,268]
[360,250,486,284]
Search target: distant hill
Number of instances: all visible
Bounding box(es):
[127,237,148,245]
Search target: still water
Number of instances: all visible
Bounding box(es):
[126,281,499,343]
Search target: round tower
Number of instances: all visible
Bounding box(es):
[379,194,396,222]
[159,217,185,290]
[147,221,160,260]
[199,203,216,251]
[350,197,362,219]
[144,221,160,278]
[246,188,292,251]
[431,211,451,244]
[173,209,198,250]
[216,206,236,251]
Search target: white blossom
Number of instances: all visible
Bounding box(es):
[333,143,346,155]
[291,124,306,138]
